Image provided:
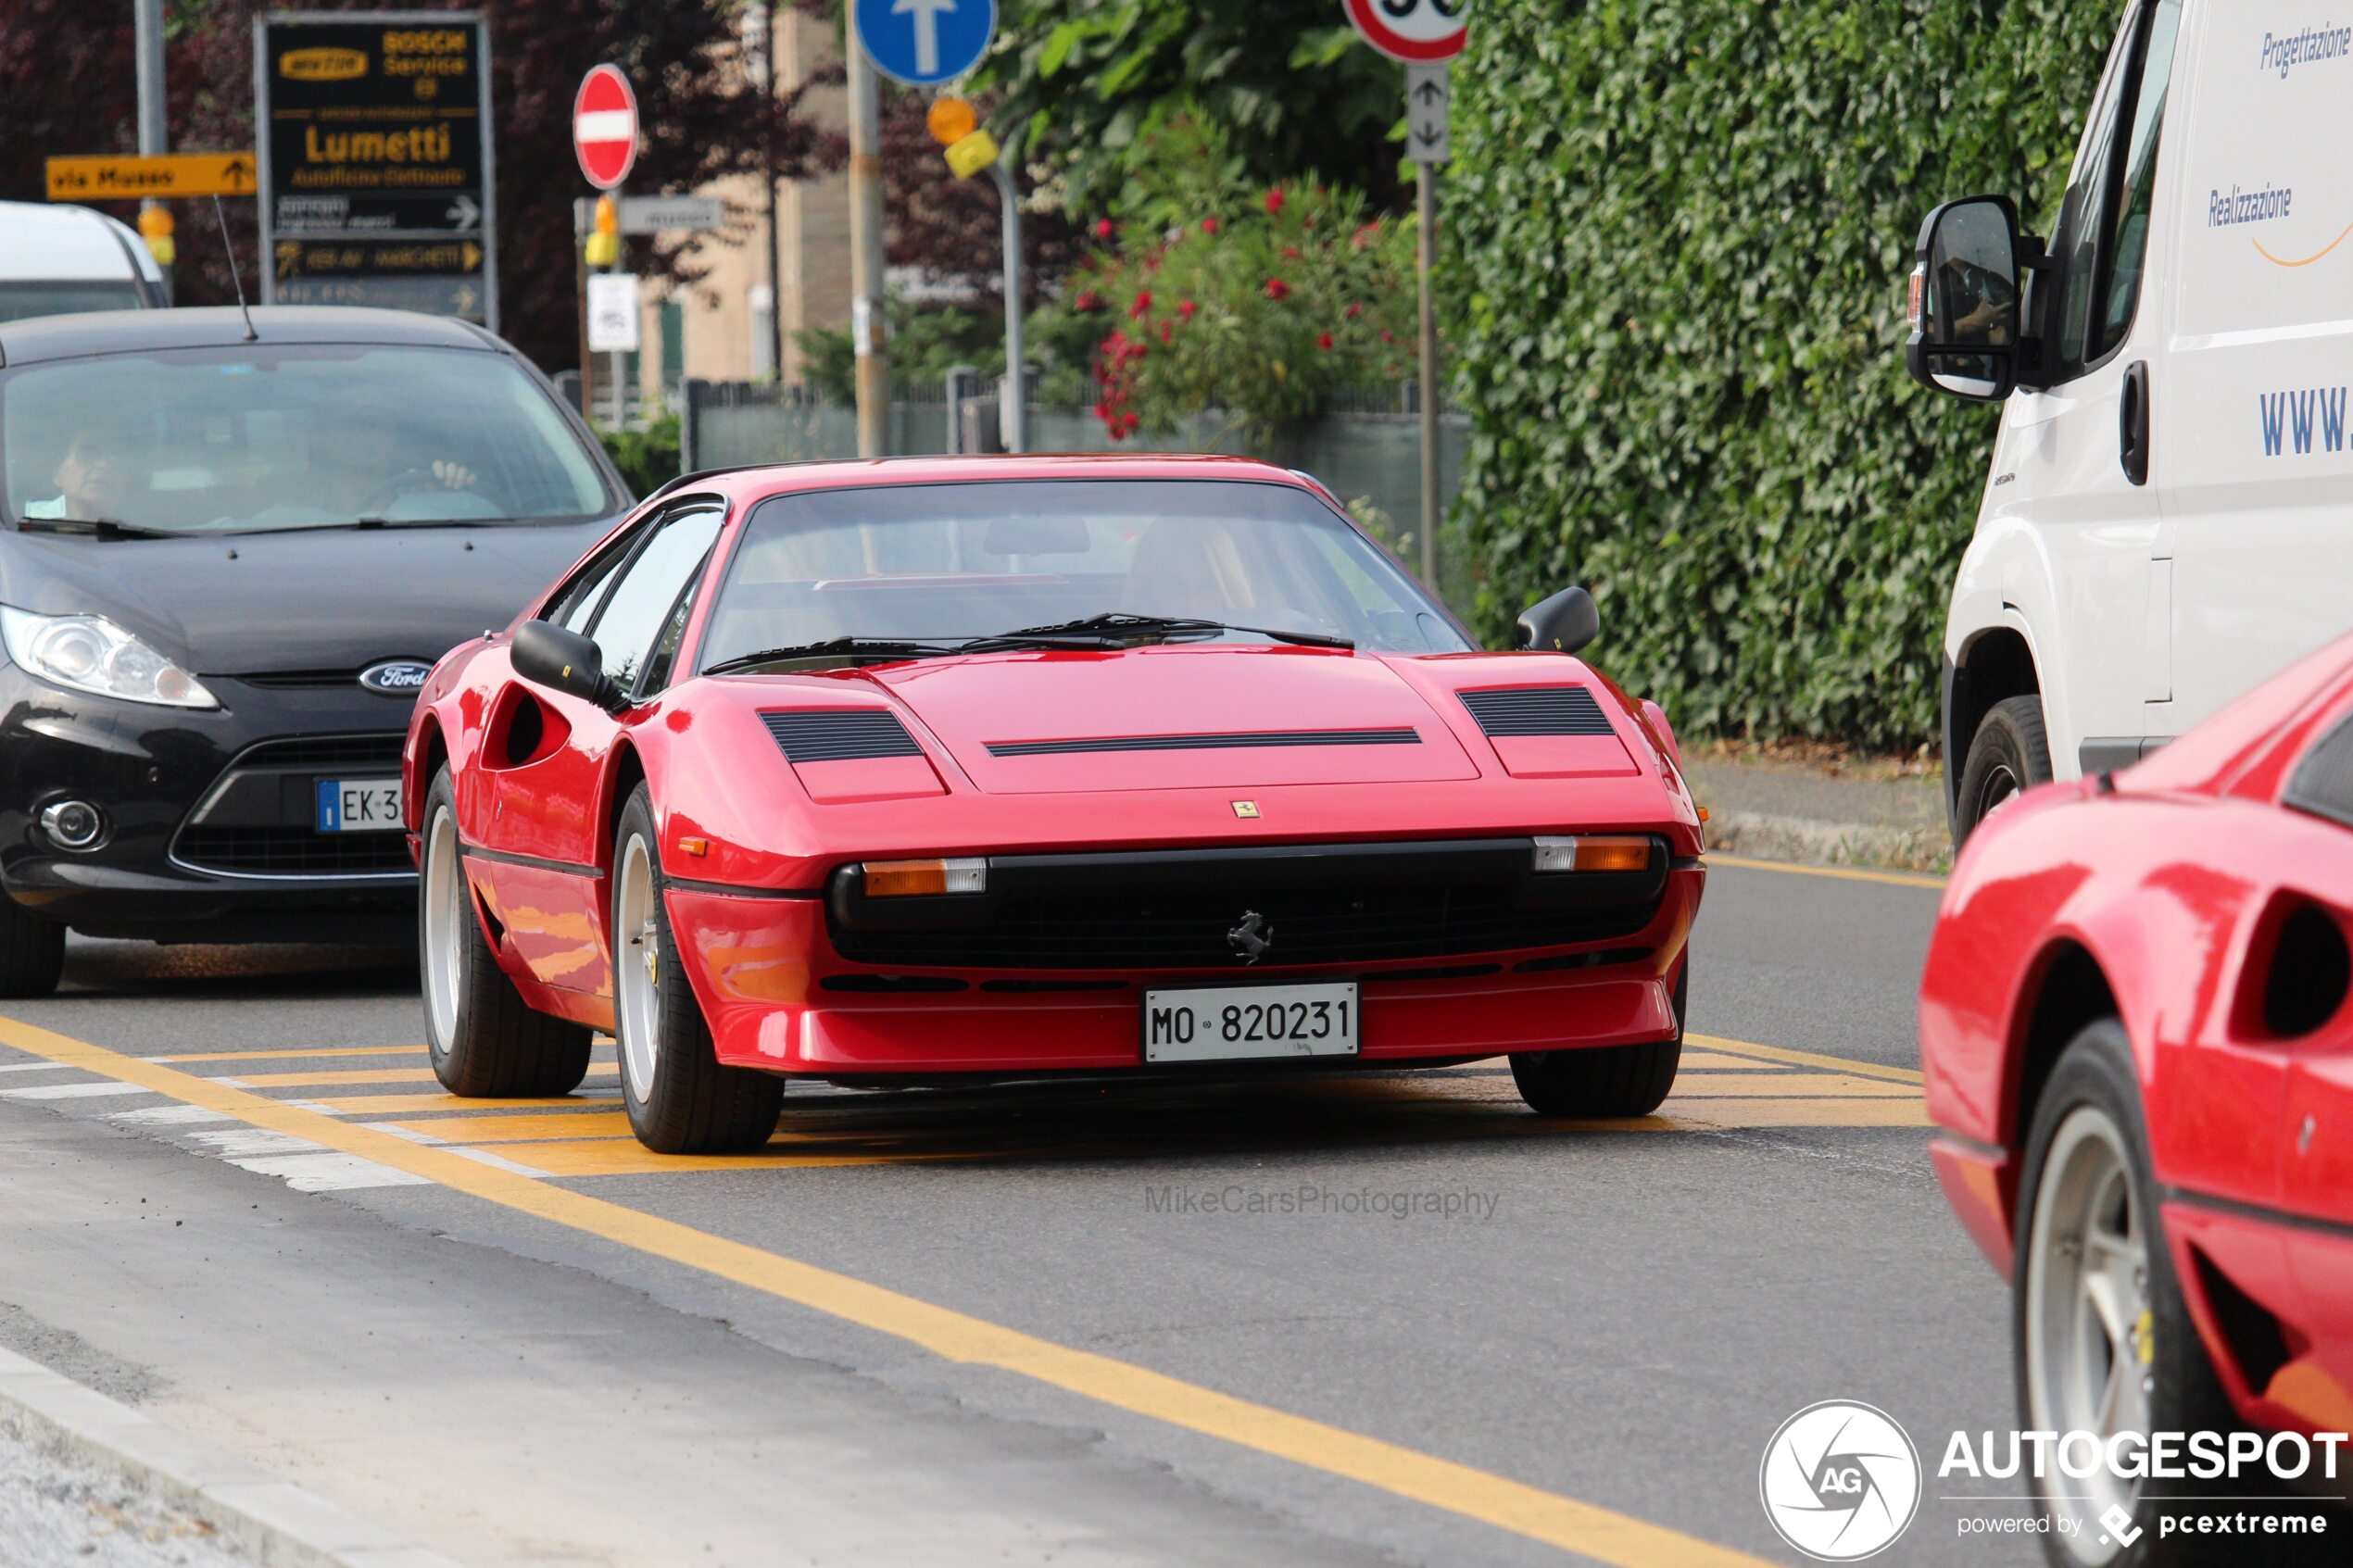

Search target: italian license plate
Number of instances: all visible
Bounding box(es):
[315,778,402,834]
[1142,982,1360,1063]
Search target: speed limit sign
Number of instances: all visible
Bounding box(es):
[1342,0,1467,63]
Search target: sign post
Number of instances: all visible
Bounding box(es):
[574,66,641,431]
[254,12,497,329]
[1343,0,1467,591]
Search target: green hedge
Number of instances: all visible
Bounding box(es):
[1445,2,2113,748]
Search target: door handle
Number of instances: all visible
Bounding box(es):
[2120,360,2151,485]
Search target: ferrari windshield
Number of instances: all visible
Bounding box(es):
[0,345,614,534]
[698,479,1469,668]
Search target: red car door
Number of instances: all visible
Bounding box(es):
[474,502,724,1000]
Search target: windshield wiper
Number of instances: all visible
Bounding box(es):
[959,611,1353,653]
[702,637,965,676]
[14,517,183,540]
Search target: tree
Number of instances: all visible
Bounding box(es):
[980,0,1407,223]
[0,0,843,372]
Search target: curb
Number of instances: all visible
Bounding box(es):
[1703,808,1950,876]
[0,1345,462,1568]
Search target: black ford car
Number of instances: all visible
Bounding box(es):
[0,307,628,995]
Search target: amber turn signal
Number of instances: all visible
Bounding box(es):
[1531,835,1654,874]
[862,857,988,897]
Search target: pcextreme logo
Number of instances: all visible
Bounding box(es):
[1760,1401,1923,1562]
[281,46,369,82]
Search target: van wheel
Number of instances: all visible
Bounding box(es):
[1956,695,2052,845]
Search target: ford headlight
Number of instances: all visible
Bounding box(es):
[0,607,217,709]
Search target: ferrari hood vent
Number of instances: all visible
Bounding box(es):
[986,727,1419,759]
[761,709,925,763]
[1459,685,1615,738]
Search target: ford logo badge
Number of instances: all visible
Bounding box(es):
[359,659,433,696]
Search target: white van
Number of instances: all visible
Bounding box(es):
[1906,0,2353,842]
[0,201,165,323]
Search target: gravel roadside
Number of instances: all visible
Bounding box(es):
[0,1413,258,1568]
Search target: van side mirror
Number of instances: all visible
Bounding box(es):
[1516,587,1600,656]
[1906,194,2025,402]
[510,620,630,715]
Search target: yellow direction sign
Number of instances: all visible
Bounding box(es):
[46,152,258,202]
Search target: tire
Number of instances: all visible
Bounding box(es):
[2014,1019,2240,1568]
[419,769,592,1098]
[610,784,784,1154]
[1956,694,2053,846]
[0,896,66,998]
[1510,961,1685,1118]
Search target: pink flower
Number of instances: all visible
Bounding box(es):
[1345,302,1365,320]
[1159,320,1173,345]
[1379,329,1395,344]
[1202,217,1221,235]
[1265,189,1286,215]
[1076,290,1103,312]
[1095,219,1115,240]
[1177,300,1197,319]
[1129,291,1153,319]
[1265,278,1291,302]
[1281,245,1302,260]
[1316,332,1335,351]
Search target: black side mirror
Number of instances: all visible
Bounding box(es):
[511,620,630,715]
[1906,194,2025,402]
[1515,586,1600,656]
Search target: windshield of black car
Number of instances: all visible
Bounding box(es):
[696,479,1468,669]
[0,344,613,534]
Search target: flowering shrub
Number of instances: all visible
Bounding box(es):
[1072,182,1417,438]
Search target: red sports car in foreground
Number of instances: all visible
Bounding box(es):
[1921,635,2353,1562]
[403,456,1703,1152]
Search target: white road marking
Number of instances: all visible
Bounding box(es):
[187,1128,325,1160]
[0,1060,76,1074]
[282,1099,351,1116]
[110,1104,234,1127]
[361,1123,446,1146]
[444,1146,550,1179]
[222,1151,432,1192]
[3,1081,152,1100]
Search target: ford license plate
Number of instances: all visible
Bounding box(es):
[316,778,403,834]
[1142,982,1360,1063]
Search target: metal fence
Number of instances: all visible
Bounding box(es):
[679,379,1478,612]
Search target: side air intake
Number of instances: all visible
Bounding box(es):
[1459,686,1615,737]
[761,709,925,763]
[987,728,1420,759]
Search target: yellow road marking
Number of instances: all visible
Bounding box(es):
[1705,853,1946,890]
[1687,1034,1924,1086]
[149,1045,430,1063]
[1668,1072,1916,1099]
[1651,1098,1930,1130]
[381,1110,634,1142]
[229,1066,623,1089]
[1675,1050,1794,1072]
[316,1090,623,1115]
[497,1138,972,1176]
[0,1014,1770,1568]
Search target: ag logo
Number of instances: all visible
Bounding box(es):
[1759,1401,1920,1561]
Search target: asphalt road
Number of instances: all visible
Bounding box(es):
[0,859,2038,1568]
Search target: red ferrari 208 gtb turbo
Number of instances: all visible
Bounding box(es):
[403,457,1704,1153]
[1921,634,2353,1563]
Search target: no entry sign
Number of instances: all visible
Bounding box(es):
[1342,0,1468,63]
[573,65,638,190]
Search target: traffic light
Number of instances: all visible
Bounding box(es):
[585,195,620,268]
[136,206,175,267]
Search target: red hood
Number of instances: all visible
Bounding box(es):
[863,645,1483,794]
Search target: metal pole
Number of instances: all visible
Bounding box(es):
[762,0,786,382]
[990,134,1026,455]
[847,25,887,457]
[576,232,594,420]
[133,0,170,301]
[1416,161,1441,591]
[607,188,624,432]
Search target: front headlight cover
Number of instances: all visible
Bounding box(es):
[0,607,217,709]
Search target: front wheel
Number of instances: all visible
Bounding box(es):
[2016,1019,2237,1567]
[1510,962,1685,1117]
[611,785,784,1154]
[419,769,592,1098]
[1955,694,2053,846]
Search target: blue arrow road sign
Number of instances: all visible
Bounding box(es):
[853,0,997,87]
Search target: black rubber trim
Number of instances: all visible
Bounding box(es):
[2078,736,2146,775]
[987,728,1420,758]
[665,876,824,900]
[2159,1185,2353,1245]
[1670,856,1703,872]
[761,709,925,763]
[459,842,603,879]
[1459,686,1616,737]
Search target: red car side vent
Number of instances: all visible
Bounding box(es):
[760,709,924,763]
[1459,686,1616,738]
